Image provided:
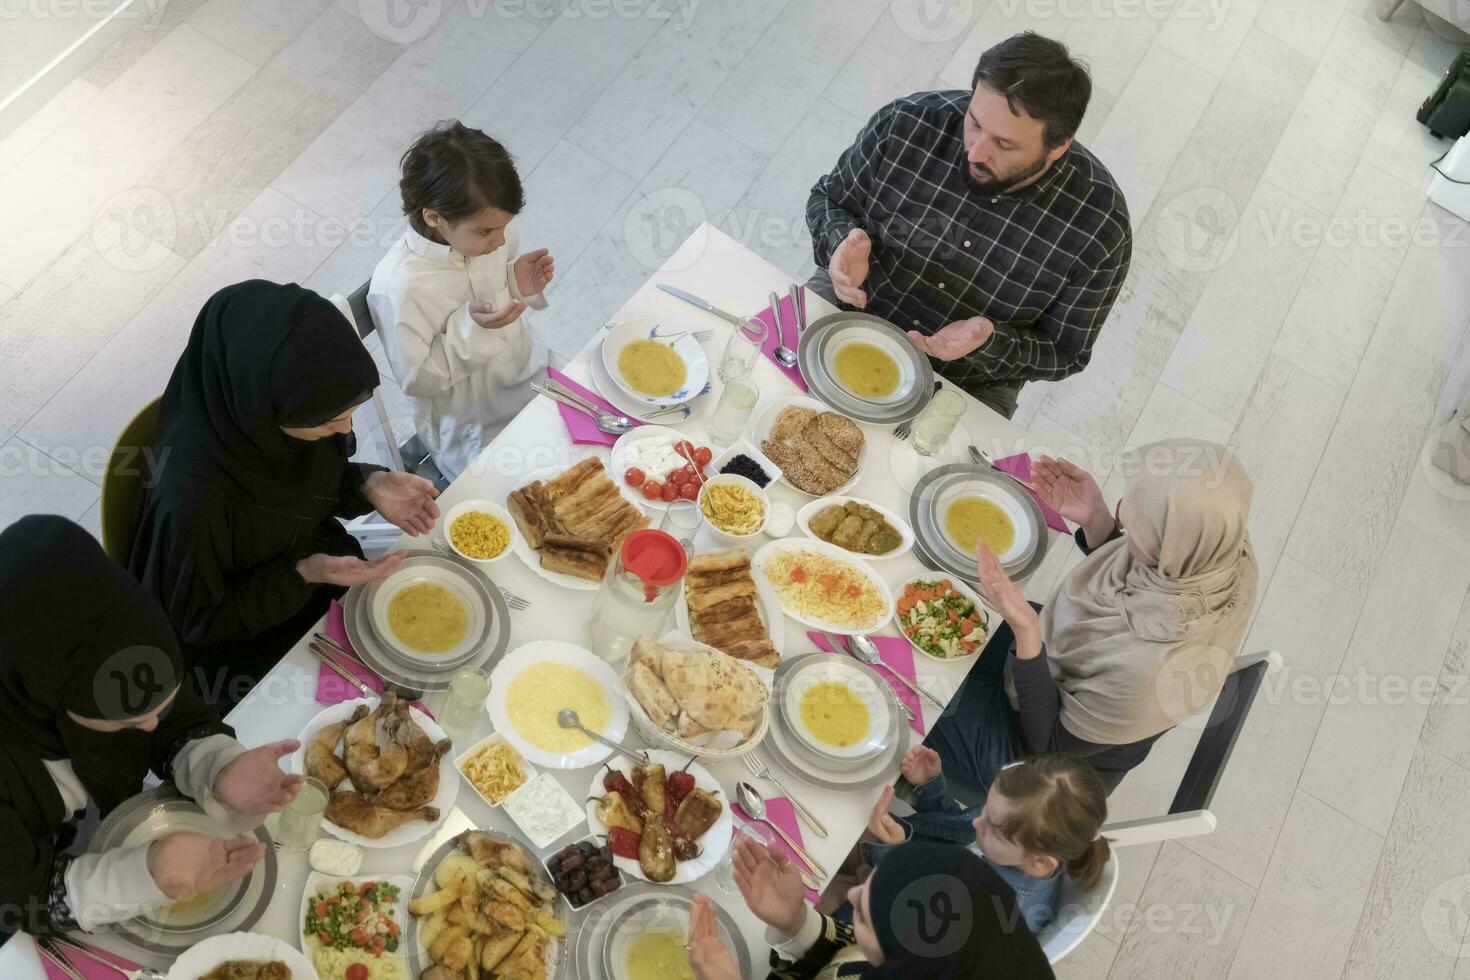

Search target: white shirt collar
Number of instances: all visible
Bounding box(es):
[405,225,463,266]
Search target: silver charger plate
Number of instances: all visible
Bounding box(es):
[343,551,511,693]
[774,652,896,771]
[407,830,562,980]
[797,312,935,424]
[362,553,500,673]
[909,463,1050,585]
[572,882,752,980]
[87,786,277,957]
[759,653,906,794]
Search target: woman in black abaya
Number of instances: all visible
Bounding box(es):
[0,516,304,937]
[130,280,439,709]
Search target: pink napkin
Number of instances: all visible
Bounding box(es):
[733,796,819,904]
[545,365,639,447]
[313,600,433,718]
[749,288,809,391]
[807,632,925,735]
[37,939,141,980]
[993,453,1069,533]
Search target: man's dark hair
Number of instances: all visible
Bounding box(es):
[972,32,1092,149]
[400,120,524,234]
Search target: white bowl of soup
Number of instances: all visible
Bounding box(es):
[369,565,485,662]
[938,483,1035,566]
[601,317,710,407]
[781,659,892,762]
[821,325,916,406]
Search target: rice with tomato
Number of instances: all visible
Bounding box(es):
[303,879,405,980]
[313,946,405,980]
[765,551,886,628]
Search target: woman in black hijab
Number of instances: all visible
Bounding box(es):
[0,516,306,937]
[689,837,1055,980]
[130,280,439,708]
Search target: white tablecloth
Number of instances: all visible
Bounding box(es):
[5,224,1048,977]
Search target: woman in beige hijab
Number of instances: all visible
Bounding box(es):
[914,439,1257,838]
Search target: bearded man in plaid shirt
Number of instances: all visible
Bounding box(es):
[807,32,1132,418]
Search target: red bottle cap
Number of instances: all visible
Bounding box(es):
[620,529,687,590]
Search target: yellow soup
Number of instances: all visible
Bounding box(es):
[154,886,220,926]
[506,662,610,753]
[945,496,1015,556]
[387,582,469,654]
[832,342,900,399]
[618,339,688,398]
[626,931,696,980]
[798,681,871,748]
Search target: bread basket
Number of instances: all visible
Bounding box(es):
[622,635,771,761]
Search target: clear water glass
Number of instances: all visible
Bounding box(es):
[658,499,702,554]
[716,820,780,895]
[717,316,770,382]
[439,669,491,742]
[911,389,965,456]
[707,376,760,446]
[276,776,328,852]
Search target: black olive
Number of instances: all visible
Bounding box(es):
[568,871,587,891]
[579,840,597,857]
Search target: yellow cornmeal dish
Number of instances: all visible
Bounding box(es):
[832,341,900,398]
[313,946,405,980]
[449,510,509,559]
[626,931,696,980]
[387,582,469,654]
[944,496,1015,556]
[798,681,871,748]
[506,662,610,753]
[618,339,688,398]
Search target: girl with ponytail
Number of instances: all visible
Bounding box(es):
[865,748,1109,934]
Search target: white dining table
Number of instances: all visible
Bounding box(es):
[3,224,1050,978]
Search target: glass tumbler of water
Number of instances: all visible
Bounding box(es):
[277,776,328,852]
[717,316,769,382]
[658,499,702,554]
[716,820,779,895]
[911,389,965,456]
[707,376,759,446]
[440,669,491,742]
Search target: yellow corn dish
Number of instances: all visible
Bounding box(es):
[449,510,509,559]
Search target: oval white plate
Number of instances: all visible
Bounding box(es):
[441,499,519,565]
[891,572,999,664]
[819,323,918,407]
[601,317,712,407]
[753,394,865,497]
[288,697,458,849]
[508,471,647,592]
[369,564,487,664]
[781,658,893,761]
[750,537,895,636]
[795,495,915,561]
[297,872,413,971]
[165,932,318,980]
[487,641,630,770]
[609,424,705,512]
[584,750,733,884]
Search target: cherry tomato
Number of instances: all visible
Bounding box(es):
[346,965,369,980]
[660,482,678,502]
[675,440,697,461]
[674,464,696,486]
[693,446,713,465]
[678,482,699,501]
[624,466,645,487]
[642,480,662,501]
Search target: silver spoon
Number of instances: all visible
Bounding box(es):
[818,630,915,721]
[843,633,945,710]
[557,709,650,762]
[531,383,635,436]
[770,290,797,368]
[736,781,826,876]
[968,444,1042,494]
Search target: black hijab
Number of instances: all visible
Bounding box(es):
[155,280,379,513]
[0,516,228,815]
[865,842,1055,979]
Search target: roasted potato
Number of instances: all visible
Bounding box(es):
[483,875,532,911]
[430,924,470,960]
[487,901,527,933]
[481,928,522,971]
[436,853,484,891]
[419,910,448,952]
[443,935,476,972]
[411,886,462,917]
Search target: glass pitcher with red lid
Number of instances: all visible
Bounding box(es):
[588,528,687,662]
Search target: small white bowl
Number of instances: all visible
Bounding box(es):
[697,473,770,545]
[453,732,538,808]
[442,499,518,565]
[601,317,711,407]
[544,835,626,913]
[710,438,784,491]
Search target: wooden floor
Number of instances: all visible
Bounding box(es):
[2,1,1469,975]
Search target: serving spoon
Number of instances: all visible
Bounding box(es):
[843,633,944,710]
[557,709,650,763]
[736,782,826,876]
[531,383,636,436]
[770,290,798,368]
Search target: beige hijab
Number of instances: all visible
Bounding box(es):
[1032,439,1259,745]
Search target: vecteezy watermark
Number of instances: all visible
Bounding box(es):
[0,0,175,27]
[889,0,977,43]
[1419,0,1470,43]
[1420,414,1470,502]
[1154,187,1241,274]
[352,0,701,43]
[92,645,178,722]
[988,0,1230,29]
[1424,874,1470,958]
[623,186,709,272]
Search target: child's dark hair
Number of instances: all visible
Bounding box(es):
[991,754,1110,889]
[399,120,524,236]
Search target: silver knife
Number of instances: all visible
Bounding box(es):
[657,283,745,326]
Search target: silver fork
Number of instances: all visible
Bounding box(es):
[427,539,530,609]
[42,937,165,980]
[742,753,829,838]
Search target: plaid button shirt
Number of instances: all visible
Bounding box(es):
[807,90,1132,389]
